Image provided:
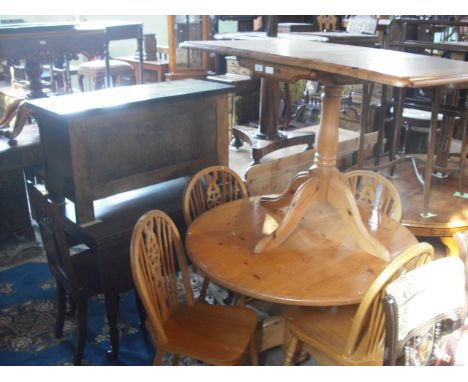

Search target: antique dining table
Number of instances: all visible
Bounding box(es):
[182,38,468,253]
[214,31,378,47]
[0,21,144,96]
[186,198,417,306]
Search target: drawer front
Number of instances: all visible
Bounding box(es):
[0,170,25,194]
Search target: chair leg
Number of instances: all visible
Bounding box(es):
[236,294,247,307]
[223,290,235,305]
[249,338,259,366]
[67,293,76,317]
[135,291,148,341]
[78,75,85,92]
[172,354,180,366]
[55,282,66,338]
[104,293,120,359]
[153,349,164,365]
[284,335,299,366]
[74,296,87,366]
[198,277,210,303]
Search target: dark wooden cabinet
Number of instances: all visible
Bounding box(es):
[25,79,233,224]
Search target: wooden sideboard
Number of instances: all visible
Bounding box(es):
[25,79,233,224]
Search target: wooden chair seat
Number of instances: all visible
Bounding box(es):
[283,242,434,366]
[130,210,258,365]
[148,303,257,365]
[283,305,383,365]
[77,59,135,91]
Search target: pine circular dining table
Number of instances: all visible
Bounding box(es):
[185,196,418,307]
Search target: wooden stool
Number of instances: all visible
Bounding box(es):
[77,59,135,91]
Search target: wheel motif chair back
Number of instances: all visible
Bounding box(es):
[183,165,248,226]
[345,169,402,222]
[344,242,433,359]
[130,210,195,345]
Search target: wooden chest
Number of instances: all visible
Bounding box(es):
[25,79,233,224]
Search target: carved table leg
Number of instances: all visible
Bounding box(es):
[230,75,315,164]
[24,59,48,99]
[255,85,391,261]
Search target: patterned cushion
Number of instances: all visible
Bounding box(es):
[386,256,465,342]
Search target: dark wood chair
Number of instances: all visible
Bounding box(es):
[130,210,258,365]
[27,182,102,365]
[182,165,248,303]
[383,256,466,365]
[283,242,434,366]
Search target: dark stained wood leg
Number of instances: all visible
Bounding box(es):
[24,59,48,99]
[230,134,244,149]
[232,125,315,166]
[222,290,235,305]
[258,78,281,139]
[134,291,148,341]
[104,293,120,359]
[67,293,76,317]
[74,296,87,366]
[231,77,315,165]
[63,54,73,94]
[104,41,111,88]
[55,281,66,338]
[137,33,144,84]
[198,277,210,303]
[171,354,180,366]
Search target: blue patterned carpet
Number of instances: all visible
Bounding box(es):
[0,234,189,366]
